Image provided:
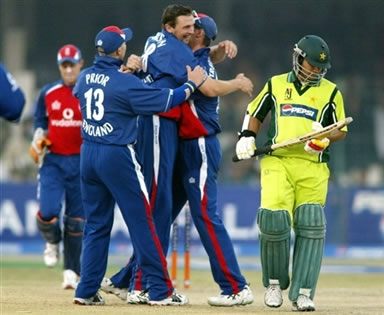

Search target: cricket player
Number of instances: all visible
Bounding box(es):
[100,5,253,305]
[0,62,25,122]
[72,25,206,306]
[235,35,347,311]
[30,44,85,290]
[171,13,254,306]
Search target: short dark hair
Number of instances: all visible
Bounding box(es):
[161,4,193,28]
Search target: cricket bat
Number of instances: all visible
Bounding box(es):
[232,117,353,162]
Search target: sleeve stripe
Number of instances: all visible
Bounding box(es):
[164,89,173,112]
[250,92,270,117]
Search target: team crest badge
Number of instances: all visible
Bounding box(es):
[284,88,292,100]
[52,100,61,110]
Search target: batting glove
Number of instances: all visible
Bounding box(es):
[29,128,52,164]
[236,130,257,160]
[304,122,330,154]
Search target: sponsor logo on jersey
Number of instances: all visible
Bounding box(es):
[51,108,82,127]
[51,119,82,127]
[280,104,318,120]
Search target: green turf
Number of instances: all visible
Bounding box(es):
[1,256,383,315]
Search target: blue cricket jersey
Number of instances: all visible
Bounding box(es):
[191,47,222,135]
[73,56,179,145]
[139,30,198,89]
[0,62,25,122]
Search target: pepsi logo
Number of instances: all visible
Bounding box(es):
[280,103,318,120]
[282,104,293,114]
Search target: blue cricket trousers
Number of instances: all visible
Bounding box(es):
[173,135,247,295]
[75,141,173,301]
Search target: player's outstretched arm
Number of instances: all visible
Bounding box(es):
[170,65,208,106]
[198,73,253,97]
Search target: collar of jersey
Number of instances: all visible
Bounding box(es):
[94,55,124,68]
[193,47,210,58]
[287,71,311,96]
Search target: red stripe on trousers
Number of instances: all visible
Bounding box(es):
[134,268,142,290]
[201,186,240,294]
[143,193,173,294]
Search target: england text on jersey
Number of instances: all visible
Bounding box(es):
[82,119,114,137]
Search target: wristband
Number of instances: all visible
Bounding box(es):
[185,80,197,93]
[238,129,257,139]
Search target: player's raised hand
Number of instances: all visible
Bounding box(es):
[218,40,238,59]
[235,73,253,97]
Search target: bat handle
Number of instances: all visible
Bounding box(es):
[232,145,273,162]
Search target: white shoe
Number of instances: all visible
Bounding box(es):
[208,284,254,306]
[126,289,149,304]
[264,279,283,308]
[73,292,105,305]
[43,243,59,268]
[292,294,316,311]
[148,292,189,306]
[62,269,79,289]
[100,277,128,301]
[241,285,254,305]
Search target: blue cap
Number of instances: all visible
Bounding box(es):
[95,25,133,54]
[194,13,217,41]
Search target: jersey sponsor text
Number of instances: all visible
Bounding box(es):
[280,103,318,120]
[51,119,82,127]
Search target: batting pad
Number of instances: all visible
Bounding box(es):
[289,204,326,302]
[63,216,84,273]
[257,208,291,290]
[36,215,62,244]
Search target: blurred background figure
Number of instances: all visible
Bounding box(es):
[30,44,85,290]
[0,62,25,122]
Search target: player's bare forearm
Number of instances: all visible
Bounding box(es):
[248,116,262,134]
[199,75,253,97]
[210,40,238,64]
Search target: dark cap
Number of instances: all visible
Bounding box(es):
[194,12,217,40]
[95,25,133,54]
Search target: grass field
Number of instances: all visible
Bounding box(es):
[1,256,383,315]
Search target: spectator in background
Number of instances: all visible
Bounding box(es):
[29,44,85,290]
[0,62,25,122]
